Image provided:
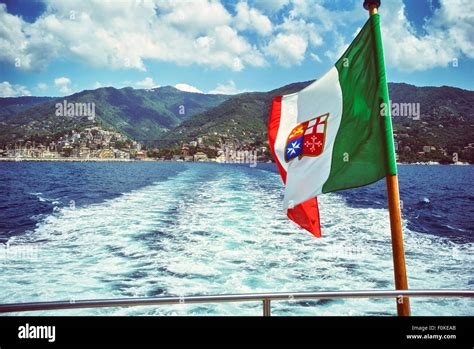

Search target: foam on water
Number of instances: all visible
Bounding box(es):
[1,165,472,316]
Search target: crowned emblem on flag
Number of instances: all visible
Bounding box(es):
[284,113,329,162]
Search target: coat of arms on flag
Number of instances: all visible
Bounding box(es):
[285,113,329,162]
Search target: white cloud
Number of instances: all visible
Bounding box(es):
[93,81,114,89]
[289,0,365,32]
[234,2,272,36]
[281,0,367,66]
[36,82,48,91]
[54,76,72,94]
[0,0,266,72]
[264,13,322,67]
[289,0,330,28]
[434,0,474,59]
[310,52,321,63]
[380,0,474,71]
[157,0,231,32]
[0,81,31,97]
[266,33,308,66]
[278,18,323,46]
[277,17,323,46]
[284,0,474,72]
[209,80,245,94]
[174,83,203,93]
[323,33,348,62]
[193,25,267,71]
[1,0,471,74]
[0,4,60,71]
[134,77,158,89]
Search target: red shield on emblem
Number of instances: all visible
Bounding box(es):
[284,113,329,162]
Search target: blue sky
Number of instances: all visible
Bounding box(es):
[0,0,473,97]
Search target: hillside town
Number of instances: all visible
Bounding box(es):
[0,127,141,161]
[0,128,270,164]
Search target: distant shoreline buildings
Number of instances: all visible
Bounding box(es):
[0,127,137,161]
[2,126,472,164]
[0,127,270,164]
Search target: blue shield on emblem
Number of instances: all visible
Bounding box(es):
[285,136,303,162]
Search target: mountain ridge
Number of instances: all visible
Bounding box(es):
[0,86,230,144]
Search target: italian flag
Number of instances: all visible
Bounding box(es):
[268,14,397,237]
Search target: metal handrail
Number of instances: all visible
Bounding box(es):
[0,289,472,315]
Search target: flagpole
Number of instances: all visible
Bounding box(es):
[363,0,411,316]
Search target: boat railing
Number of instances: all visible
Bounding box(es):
[0,289,472,316]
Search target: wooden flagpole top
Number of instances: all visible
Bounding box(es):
[364,0,380,15]
[363,0,381,10]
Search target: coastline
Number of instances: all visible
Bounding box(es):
[0,157,471,165]
[0,157,136,162]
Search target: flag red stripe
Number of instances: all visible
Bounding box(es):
[287,198,321,238]
[268,96,322,238]
[268,96,286,183]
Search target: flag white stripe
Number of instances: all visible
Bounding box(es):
[279,66,343,210]
[274,92,298,173]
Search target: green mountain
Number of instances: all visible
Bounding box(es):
[1,81,473,162]
[0,86,229,144]
[0,96,55,122]
[389,83,474,162]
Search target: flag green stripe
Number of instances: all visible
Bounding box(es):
[322,14,395,194]
[371,13,398,175]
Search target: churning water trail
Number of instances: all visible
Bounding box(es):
[0,163,472,316]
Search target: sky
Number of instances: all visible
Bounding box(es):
[0,0,473,97]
